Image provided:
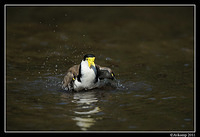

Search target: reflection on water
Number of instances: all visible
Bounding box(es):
[72,92,101,131]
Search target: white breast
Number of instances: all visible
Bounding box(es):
[73,60,99,91]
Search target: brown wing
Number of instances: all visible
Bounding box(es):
[96,64,115,80]
[62,65,80,89]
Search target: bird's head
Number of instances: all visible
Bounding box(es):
[83,54,95,68]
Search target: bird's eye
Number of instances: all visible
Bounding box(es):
[86,57,95,62]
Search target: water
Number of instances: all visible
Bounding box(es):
[6,6,194,131]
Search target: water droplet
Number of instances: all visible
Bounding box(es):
[181,124,185,127]
[55,65,58,68]
[184,64,189,67]
[184,118,191,121]
[105,57,112,61]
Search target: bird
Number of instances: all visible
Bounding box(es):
[62,54,115,91]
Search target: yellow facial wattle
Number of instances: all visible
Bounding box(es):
[86,57,95,68]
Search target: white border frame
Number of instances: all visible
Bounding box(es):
[4,4,196,133]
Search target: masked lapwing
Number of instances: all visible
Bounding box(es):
[62,54,115,91]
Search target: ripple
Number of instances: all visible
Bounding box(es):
[30,105,43,109]
[162,96,176,100]
[148,97,156,100]
[56,102,68,105]
[74,107,101,115]
[72,117,95,131]
[134,94,145,97]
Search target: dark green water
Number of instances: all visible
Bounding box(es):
[6,6,194,131]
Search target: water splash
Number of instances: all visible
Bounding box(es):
[61,77,152,93]
[99,79,152,92]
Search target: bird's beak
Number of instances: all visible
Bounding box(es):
[87,57,95,68]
